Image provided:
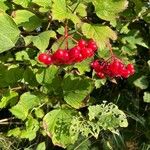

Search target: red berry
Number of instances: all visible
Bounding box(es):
[108,60,120,76]
[63,50,70,64]
[96,72,105,79]
[78,39,87,48]
[52,49,69,64]
[38,53,48,63]
[44,55,53,65]
[91,60,103,72]
[120,67,130,78]
[75,53,83,62]
[69,46,81,62]
[126,64,135,75]
[87,39,97,51]
[91,60,99,69]
[81,48,93,59]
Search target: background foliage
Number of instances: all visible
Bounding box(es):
[0,0,149,149]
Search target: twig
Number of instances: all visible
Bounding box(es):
[0,117,15,123]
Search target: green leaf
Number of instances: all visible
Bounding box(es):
[52,0,80,24]
[0,64,9,87]
[7,127,21,137]
[62,74,94,109]
[36,142,46,150]
[0,12,20,53]
[5,66,23,85]
[94,79,106,89]
[13,0,30,7]
[10,104,28,120]
[143,92,150,103]
[0,0,10,12]
[133,76,149,90]
[35,108,44,118]
[23,67,39,86]
[31,31,56,50]
[43,107,78,148]
[0,90,18,108]
[71,3,87,17]
[13,10,41,31]
[15,51,30,61]
[8,117,40,141]
[10,92,40,120]
[92,0,128,24]
[20,116,39,141]
[74,58,92,75]
[36,65,58,85]
[82,23,117,49]
[70,103,128,141]
[88,103,128,128]
[67,136,91,150]
[32,0,52,8]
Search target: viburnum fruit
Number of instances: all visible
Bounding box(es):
[44,55,53,65]
[37,39,98,66]
[87,39,98,51]
[78,39,87,48]
[52,49,69,64]
[38,53,48,63]
[38,53,53,65]
[91,57,135,79]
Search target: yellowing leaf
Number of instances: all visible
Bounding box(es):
[82,23,117,49]
[43,107,78,148]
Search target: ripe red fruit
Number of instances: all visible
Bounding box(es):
[63,50,70,64]
[91,60,99,69]
[121,69,130,78]
[126,64,135,75]
[87,39,97,51]
[81,48,93,59]
[38,53,48,63]
[75,53,83,62]
[96,72,105,79]
[44,55,53,65]
[52,49,69,64]
[78,39,87,48]
[69,46,81,62]
[108,60,120,76]
[91,60,103,72]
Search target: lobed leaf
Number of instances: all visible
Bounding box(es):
[52,0,80,24]
[82,23,117,49]
[92,0,128,24]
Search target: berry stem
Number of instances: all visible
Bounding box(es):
[65,20,69,49]
[68,36,78,43]
[107,43,114,57]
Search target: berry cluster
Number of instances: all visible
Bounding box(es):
[91,58,135,79]
[38,39,97,65]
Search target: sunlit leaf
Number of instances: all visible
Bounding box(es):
[82,23,117,49]
[0,12,20,53]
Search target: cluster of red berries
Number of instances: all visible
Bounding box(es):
[91,58,135,79]
[38,39,97,65]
